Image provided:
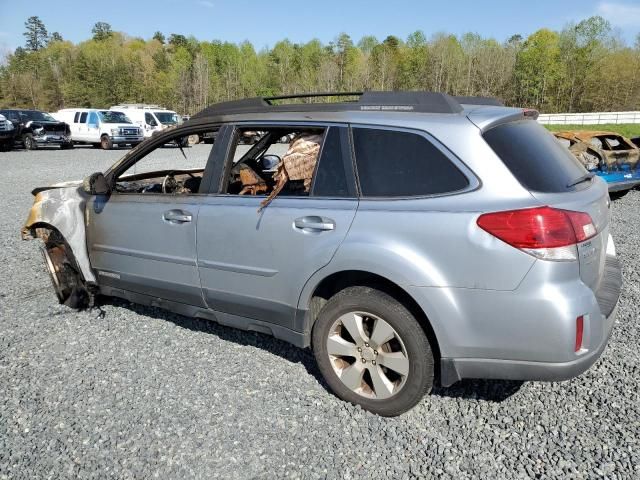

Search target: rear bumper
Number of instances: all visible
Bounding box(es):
[439,253,622,387]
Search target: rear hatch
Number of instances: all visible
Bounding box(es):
[482,119,610,293]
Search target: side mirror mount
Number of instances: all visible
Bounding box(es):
[83,172,110,195]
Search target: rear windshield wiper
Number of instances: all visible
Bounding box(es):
[567,172,595,188]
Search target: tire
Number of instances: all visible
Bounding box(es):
[100,135,113,150]
[23,133,37,150]
[312,286,434,416]
[40,231,91,309]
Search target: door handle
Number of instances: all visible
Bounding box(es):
[163,209,192,224]
[294,216,335,231]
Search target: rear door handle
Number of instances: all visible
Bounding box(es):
[163,209,192,224]
[294,216,335,231]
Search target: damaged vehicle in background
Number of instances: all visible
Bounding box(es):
[0,109,73,150]
[554,130,640,192]
[22,92,622,416]
[0,113,18,151]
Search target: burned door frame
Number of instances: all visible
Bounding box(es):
[87,123,227,306]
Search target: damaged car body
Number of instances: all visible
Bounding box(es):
[23,92,622,416]
[0,109,73,150]
[554,130,640,192]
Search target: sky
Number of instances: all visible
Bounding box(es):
[0,0,639,56]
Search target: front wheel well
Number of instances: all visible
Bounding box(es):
[307,270,441,375]
[25,223,93,309]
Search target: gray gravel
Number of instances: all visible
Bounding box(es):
[1,145,639,479]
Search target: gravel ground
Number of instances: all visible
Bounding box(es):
[1,146,639,479]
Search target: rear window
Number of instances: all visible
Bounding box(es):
[483,121,587,193]
[353,128,469,197]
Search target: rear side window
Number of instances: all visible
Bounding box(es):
[352,128,469,197]
[79,112,87,123]
[311,127,356,197]
[483,121,586,193]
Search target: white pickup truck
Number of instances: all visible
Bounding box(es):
[53,108,143,149]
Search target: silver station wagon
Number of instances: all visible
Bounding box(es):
[23,92,622,416]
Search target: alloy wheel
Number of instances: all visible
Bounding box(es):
[326,311,410,400]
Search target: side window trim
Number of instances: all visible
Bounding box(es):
[349,124,479,199]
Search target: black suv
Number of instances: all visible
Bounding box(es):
[0,109,73,150]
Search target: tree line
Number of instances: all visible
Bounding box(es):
[1,15,639,115]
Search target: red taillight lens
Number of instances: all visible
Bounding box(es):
[565,211,597,243]
[575,315,584,352]
[477,206,596,249]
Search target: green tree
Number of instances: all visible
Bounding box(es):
[49,32,63,43]
[92,22,113,41]
[153,31,165,44]
[169,34,188,48]
[23,16,48,51]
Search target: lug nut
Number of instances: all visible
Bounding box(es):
[372,360,376,365]
[373,350,378,355]
[365,343,369,347]
[361,358,366,363]
[357,347,362,352]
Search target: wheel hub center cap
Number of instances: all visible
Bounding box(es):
[361,346,376,361]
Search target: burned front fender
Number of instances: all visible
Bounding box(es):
[22,185,96,283]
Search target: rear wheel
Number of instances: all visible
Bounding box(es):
[100,135,113,150]
[23,133,37,150]
[312,286,434,416]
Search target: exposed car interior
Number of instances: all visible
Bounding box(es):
[114,130,218,194]
[590,135,634,151]
[225,127,325,199]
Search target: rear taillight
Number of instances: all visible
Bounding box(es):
[477,206,597,261]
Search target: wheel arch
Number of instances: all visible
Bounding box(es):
[301,269,442,377]
[22,188,96,284]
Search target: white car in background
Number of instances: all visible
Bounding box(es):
[110,104,182,139]
[53,108,143,150]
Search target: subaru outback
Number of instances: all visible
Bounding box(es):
[22,92,622,416]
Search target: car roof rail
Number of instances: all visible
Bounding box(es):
[190,91,506,119]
